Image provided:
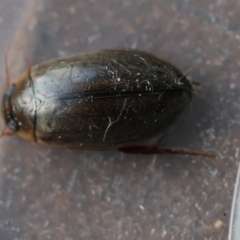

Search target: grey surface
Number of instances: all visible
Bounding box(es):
[0,0,240,239]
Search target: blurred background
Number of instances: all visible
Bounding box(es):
[0,0,239,239]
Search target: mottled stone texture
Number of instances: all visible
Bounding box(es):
[0,0,240,239]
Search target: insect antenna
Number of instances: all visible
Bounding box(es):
[0,46,16,139]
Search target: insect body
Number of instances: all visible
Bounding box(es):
[2,50,193,149]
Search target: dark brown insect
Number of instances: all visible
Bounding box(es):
[1,49,214,157]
